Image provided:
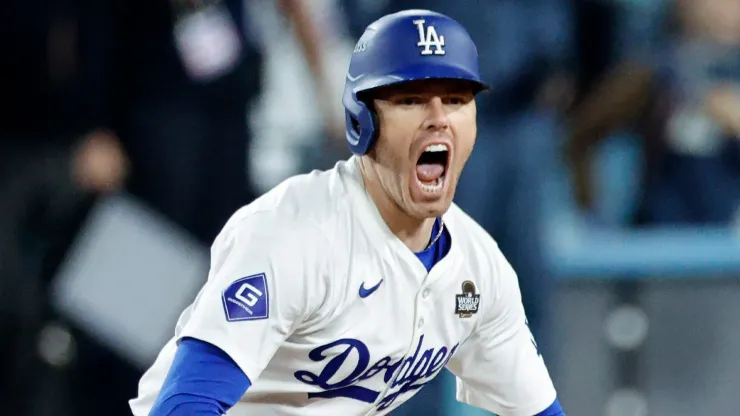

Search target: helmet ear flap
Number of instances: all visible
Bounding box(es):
[367,105,380,151]
[344,93,380,155]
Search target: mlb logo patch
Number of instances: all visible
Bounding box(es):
[455,280,480,318]
[222,273,269,322]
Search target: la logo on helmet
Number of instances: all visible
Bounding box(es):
[413,19,446,56]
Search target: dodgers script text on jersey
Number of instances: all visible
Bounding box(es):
[130,158,557,416]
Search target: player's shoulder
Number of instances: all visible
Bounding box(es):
[445,203,501,255]
[445,203,513,281]
[216,158,358,252]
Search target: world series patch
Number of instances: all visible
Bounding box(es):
[455,280,480,318]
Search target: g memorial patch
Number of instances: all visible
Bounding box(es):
[455,280,480,318]
[222,273,269,322]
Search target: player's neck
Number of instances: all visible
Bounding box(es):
[359,160,436,252]
[375,196,435,252]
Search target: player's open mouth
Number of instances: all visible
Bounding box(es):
[415,143,449,194]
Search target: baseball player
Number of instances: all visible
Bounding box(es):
[130,9,565,416]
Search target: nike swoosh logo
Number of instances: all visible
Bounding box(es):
[359,280,383,298]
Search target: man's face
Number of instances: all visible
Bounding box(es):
[363,79,478,220]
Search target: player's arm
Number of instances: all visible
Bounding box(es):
[149,337,251,414]
[445,248,565,416]
[148,212,330,415]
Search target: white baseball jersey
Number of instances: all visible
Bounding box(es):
[130,157,557,416]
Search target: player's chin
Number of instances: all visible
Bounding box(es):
[408,173,453,215]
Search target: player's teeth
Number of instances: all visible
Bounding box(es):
[424,143,448,152]
[419,177,444,193]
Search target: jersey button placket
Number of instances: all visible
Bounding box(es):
[414,287,427,333]
[422,287,431,299]
[417,285,432,330]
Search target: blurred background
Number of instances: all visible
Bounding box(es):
[2,0,740,415]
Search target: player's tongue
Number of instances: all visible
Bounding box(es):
[415,163,444,182]
[415,147,447,184]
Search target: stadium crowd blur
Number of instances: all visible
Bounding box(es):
[1,0,739,415]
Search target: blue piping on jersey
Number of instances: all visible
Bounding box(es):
[414,217,451,271]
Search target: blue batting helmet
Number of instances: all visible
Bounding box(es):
[343,9,489,155]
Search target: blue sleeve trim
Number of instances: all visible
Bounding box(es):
[534,397,565,416]
[149,337,252,415]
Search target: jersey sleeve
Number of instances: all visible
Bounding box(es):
[176,211,329,383]
[446,247,557,416]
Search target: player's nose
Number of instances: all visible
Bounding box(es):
[422,96,450,132]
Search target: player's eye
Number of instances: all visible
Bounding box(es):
[396,96,422,106]
[444,96,467,105]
